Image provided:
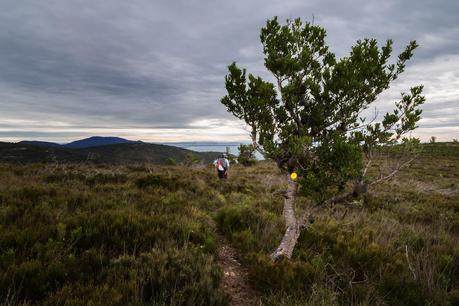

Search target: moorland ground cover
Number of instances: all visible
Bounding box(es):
[0,143,458,305]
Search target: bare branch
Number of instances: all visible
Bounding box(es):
[250,130,267,158]
[370,156,416,185]
[323,155,414,206]
[362,159,372,177]
[348,107,379,132]
[298,202,316,228]
[324,191,353,206]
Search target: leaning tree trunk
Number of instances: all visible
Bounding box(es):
[271,177,301,262]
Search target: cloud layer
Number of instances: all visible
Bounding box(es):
[0,0,458,142]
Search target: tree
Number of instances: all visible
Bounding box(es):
[221,17,425,261]
[225,146,237,164]
[184,152,201,166]
[237,144,257,166]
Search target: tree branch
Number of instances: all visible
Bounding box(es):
[324,154,415,206]
[370,156,416,185]
[250,129,267,158]
[362,159,372,177]
[348,107,379,132]
[277,77,302,130]
[324,191,353,206]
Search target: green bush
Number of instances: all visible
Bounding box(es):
[237,144,257,166]
[166,157,177,165]
[105,248,229,305]
[215,203,282,254]
[43,249,230,305]
[135,174,178,190]
[247,253,317,295]
[85,173,128,187]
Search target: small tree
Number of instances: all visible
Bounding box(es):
[430,136,437,143]
[238,144,257,166]
[225,146,237,164]
[184,152,201,166]
[166,157,177,165]
[221,17,425,261]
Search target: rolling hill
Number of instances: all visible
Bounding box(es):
[18,140,63,148]
[0,141,219,164]
[18,136,139,149]
[64,136,139,149]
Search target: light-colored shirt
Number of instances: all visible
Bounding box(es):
[214,158,230,169]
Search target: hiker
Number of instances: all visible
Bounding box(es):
[215,153,230,179]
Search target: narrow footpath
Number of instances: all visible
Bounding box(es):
[216,239,260,306]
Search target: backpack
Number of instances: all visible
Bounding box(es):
[216,158,225,171]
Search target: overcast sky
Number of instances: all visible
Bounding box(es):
[0,0,458,143]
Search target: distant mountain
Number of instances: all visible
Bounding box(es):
[15,136,139,149]
[164,141,246,147]
[18,140,62,148]
[64,136,138,149]
[0,142,219,164]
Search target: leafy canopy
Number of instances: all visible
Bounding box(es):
[221,17,425,202]
[237,144,257,166]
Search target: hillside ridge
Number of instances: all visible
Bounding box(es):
[0,141,220,164]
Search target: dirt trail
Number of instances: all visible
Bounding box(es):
[217,239,260,306]
[411,180,457,196]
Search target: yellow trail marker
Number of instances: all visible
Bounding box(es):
[290,172,297,180]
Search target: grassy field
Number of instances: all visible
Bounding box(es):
[0,143,458,305]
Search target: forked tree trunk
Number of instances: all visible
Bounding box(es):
[270,175,371,262]
[271,177,301,262]
[270,155,415,262]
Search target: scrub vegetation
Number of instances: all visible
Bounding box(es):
[0,142,458,305]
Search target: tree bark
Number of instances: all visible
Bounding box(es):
[271,177,300,262]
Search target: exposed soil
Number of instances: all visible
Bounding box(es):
[389,178,458,196]
[217,239,260,306]
[411,180,457,196]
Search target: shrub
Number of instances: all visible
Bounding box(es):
[105,248,229,305]
[247,253,317,295]
[135,174,178,190]
[237,144,257,166]
[166,157,177,165]
[85,173,128,187]
[215,204,283,253]
[184,152,202,166]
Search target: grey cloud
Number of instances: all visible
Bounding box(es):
[0,0,458,142]
[0,131,84,138]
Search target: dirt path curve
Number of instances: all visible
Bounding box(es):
[216,239,260,306]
